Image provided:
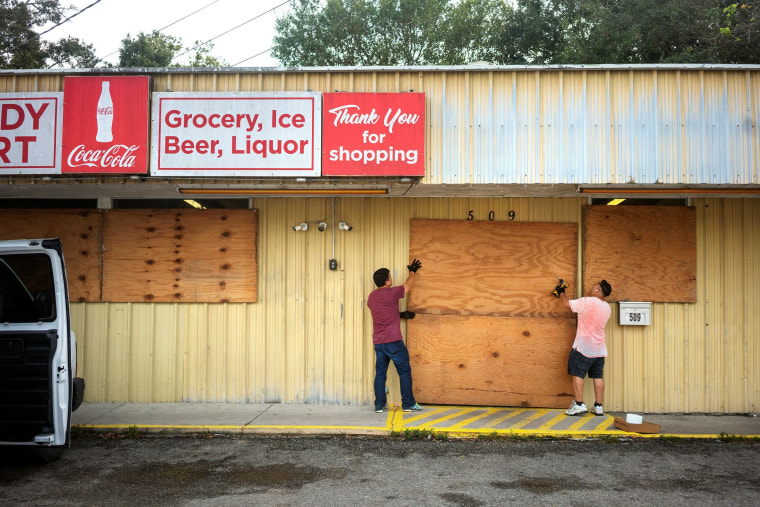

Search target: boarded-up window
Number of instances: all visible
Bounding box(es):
[583,206,696,302]
[0,209,257,303]
[407,219,578,408]
[0,210,102,302]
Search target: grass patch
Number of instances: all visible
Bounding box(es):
[125,425,141,439]
[718,432,760,443]
[391,428,449,441]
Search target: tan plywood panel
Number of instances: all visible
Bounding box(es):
[0,209,102,302]
[102,209,257,303]
[583,206,696,302]
[408,219,578,318]
[408,314,576,408]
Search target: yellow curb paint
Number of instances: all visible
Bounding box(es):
[404,408,471,429]
[486,408,527,428]
[396,406,447,426]
[447,408,501,431]
[72,424,760,440]
[510,409,549,430]
[567,414,595,431]
[536,410,568,431]
[591,415,616,431]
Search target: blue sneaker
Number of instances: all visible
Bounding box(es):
[402,403,425,412]
[375,404,388,413]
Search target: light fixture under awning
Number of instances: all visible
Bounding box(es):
[178,188,388,196]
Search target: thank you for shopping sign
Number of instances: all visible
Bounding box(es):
[322,92,425,176]
[151,92,321,177]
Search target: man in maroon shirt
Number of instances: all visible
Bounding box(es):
[367,259,425,413]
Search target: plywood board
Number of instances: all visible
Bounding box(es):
[408,314,576,408]
[102,209,257,303]
[0,210,102,302]
[409,219,578,318]
[583,206,696,302]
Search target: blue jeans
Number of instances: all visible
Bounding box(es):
[374,340,416,410]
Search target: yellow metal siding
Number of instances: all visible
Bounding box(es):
[69,197,760,413]
[2,67,757,184]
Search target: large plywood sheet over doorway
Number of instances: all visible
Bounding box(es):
[408,219,578,408]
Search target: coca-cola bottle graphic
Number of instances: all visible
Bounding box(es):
[96,81,113,143]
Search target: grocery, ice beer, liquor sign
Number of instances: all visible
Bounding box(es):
[0,93,63,174]
[62,76,150,174]
[322,92,425,176]
[150,92,321,177]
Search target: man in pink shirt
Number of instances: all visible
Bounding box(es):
[556,279,612,416]
[367,259,425,413]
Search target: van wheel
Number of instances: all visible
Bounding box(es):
[30,447,64,464]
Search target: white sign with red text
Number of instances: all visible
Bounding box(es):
[62,76,150,174]
[0,93,63,174]
[151,92,321,177]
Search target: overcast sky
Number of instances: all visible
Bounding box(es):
[43,0,290,67]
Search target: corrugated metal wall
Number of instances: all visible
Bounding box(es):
[153,68,758,185]
[70,196,760,413]
[3,67,757,185]
[4,66,758,412]
[151,68,760,185]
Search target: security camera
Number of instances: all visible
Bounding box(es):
[292,222,308,231]
[338,222,352,231]
[318,222,327,232]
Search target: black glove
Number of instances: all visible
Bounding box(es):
[407,258,422,273]
[399,311,416,319]
[552,279,568,298]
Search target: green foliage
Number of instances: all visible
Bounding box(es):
[390,427,449,440]
[182,41,228,68]
[0,0,96,69]
[273,0,503,66]
[125,425,141,438]
[117,33,227,68]
[272,0,760,66]
[119,31,182,68]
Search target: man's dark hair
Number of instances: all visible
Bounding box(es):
[373,268,390,288]
[600,280,612,297]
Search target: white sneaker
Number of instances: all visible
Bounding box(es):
[593,403,604,416]
[565,401,588,416]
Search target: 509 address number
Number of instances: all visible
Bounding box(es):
[467,210,516,221]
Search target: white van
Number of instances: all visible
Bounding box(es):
[0,239,85,463]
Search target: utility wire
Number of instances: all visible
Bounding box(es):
[38,0,105,37]
[170,0,290,64]
[3,0,104,56]
[232,48,273,67]
[95,0,222,63]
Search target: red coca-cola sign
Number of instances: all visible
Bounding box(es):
[62,76,149,173]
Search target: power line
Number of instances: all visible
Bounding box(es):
[39,0,105,37]
[232,48,273,67]
[95,0,222,64]
[3,0,104,57]
[170,0,290,64]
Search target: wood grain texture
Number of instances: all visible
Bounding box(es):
[102,209,257,303]
[408,219,578,318]
[583,206,696,302]
[408,314,577,408]
[0,210,103,302]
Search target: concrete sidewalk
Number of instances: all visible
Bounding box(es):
[72,403,760,439]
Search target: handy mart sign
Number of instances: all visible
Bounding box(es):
[0,93,63,174]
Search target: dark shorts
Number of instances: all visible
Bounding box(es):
[568,348,605,379]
